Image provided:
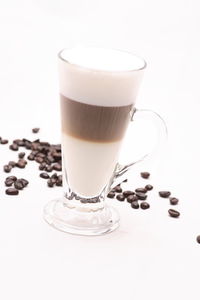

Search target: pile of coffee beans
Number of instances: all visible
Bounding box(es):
[1,128,62,193]
[108,172,180,219]
[5,176,29,195]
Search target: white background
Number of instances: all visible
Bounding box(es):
[0,0,200,299]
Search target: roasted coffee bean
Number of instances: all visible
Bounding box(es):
[18,152,25,159]
[40,172,50,179]
[135,187,147,193]
[116,194,125,201]
[123,179,128,182]
[123,190,135,197]
[19,178,29,187]
[107,192,115,198]
[140,172,150,179]
[16,160,26,168]
[127,195,138,203]
[47,179,54,187]
[0,139,8,144]
[145,184,153,191]
[14,139,25,146]
[5,179,14,187]
[136,192,147,200]
[39,163,46,170]
[25,142,32,149]
[140,202,150,209]
[131,201,139,209]
[196,236,200,244]
[8,161,16,167]
[168,209,180,218]
[53,163,62,171]
[51,173,58,179]
[5,188,19,195]
[46,156,55,163]
[27,154,35,160]
[9,143,18,151]
[35,157,44,164]
[169,197,179,205]
[3,165,12,173]
[32,127,40,133]
[114,186,123,193]
[56,177,62,186]
[159,191,171,198]
[6,176,17,182]
[14,180,24,190]
[45,165,53,172]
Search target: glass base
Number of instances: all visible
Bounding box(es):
[43,199,120,236]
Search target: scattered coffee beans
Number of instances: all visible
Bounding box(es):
[32,128,40,133]
[140,202,150,210]
[131,201,139,209]
[169,197,179,205]
[159,191,171,198]
[168,209,180,218]
[145,184,153,191]
[140,172,150,179]
[6,188,19,195]
[135,187,147,193]
[136,192,147,200]
[196,236,200,244]
[107,192,115,198]
[116,194,125,201]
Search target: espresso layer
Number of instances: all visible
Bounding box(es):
[60,94,133,142]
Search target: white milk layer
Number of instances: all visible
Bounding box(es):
[62,133,123,197]
[59,47,145,107]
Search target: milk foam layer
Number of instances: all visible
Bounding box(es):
[62,133,122,197]
[59,47,145,107]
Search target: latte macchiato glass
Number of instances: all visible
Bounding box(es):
[44,46,167,235]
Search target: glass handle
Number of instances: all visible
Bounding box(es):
[111,108,168,187]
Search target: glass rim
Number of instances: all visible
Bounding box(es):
[58,46,147,73]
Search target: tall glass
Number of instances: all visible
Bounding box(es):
[43,46,167,236]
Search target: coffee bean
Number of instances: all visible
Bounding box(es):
[196,236,200,244]
[13,139,25,146]
[136,192,147,200]
[1,139,8,144]
[16,160,26,168]
[39,163,46,170]
[168,209,180,218]
[107,192,115,198]
[5,188,19,195]
[116,194,125,201]
[27,154,35,160]
[159,191,171,198]
[131,201,139,209]
[5,179,14,187]
[18,152,25,159]
[135,187,147,193]
[32,128,40,133]
[127,195,138,203]
[35,157,44,164]
[9,143,18,151]
[47,179,54,187]
[123,190,135,197]
[6,176,17,181]
[51,173,58,179]
[123,179,128,182]
[40,172,50,179]
[145,184,153,191]
[19,178,29,187]
[114,186,123,193]
[8,161,16,167]
[140,172,150,179]
[45,165,53,172]
[169,197,179,205]
[53,163,62,171]
[140,202,150,209]
[14,180,24,190]
[3,165,12,173]
[56,177,63,186]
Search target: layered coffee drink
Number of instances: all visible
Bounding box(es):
[59,47,145,197]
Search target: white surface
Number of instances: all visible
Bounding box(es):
[0,0,200,299]
[62,134,122,197]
